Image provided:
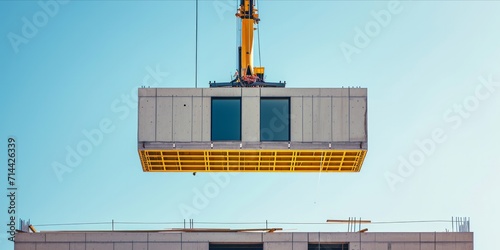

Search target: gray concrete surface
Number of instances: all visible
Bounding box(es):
[138,88,367,150]
[15,231,473,250]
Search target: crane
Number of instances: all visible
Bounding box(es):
[209,0,285,87]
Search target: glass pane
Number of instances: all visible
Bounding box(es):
[260,98,290,141]
[210,244,263,250]
[211,98,241,141]
[308,244,349,250]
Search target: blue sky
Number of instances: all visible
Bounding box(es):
[1,0,500,249]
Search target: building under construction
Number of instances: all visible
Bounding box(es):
[14,230,473,250]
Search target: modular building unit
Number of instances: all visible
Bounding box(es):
[138,88,367,172]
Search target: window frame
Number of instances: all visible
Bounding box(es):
[308,243,350,250]
[211,97,242,141]
[259,97,291,142]
[209,243,263,250]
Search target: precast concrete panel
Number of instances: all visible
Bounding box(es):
[242,96,260,142]
[302,96,313,142]
[148,232,182,242]
[320,88,349,97]
[359,242,376,250]
[390,243,405,250]
[242,87,260,97]
[202,96,211,141]
[263,233,292,241]
[242,88,260,142]
[435,232,456,241]
[138,88,156,97]
[35,243,70,250]
[308,232,359,242]
[313,97,332,142]
[332,97,349,141]
[350,88,366,96]
[436,243,457,250]
[173,97,193,142]
[420,233,436,242]
[132,243,147,250]
[46,232,85,242]
[138,97,156,141]
[86,232,148,242]
[292,233,307,242]
[350,97,367,141]
[420,243,435,250]
[374,243,388,250]
[150,243,181,250]
[261,88,320,97]
[292,242,308,250]
[461,243,474,250]
[156,97,173,141]
[15,233,46,243]
[15,243,36,250]
[439,232,473,242]
[114,243,132,250]
[261,87,288,97]
[403,243,420,250]
[360,232,376,242]
[156,88,171,97]
[164,88,203,97]
[85,243,114,250]
[290,97,303,142]
[312,96,320,141]
[192,96,203,141]
[204,87,241,97]
[375,233,420,242]
[182,232,262,242]
[349,243,360,250]
[264,242,292,250]
[70,243,85,250]
[182,243,209,250]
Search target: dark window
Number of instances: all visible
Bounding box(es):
[260,98,290,141]
[308,243,349,250]
[211,98,241,141]
[210,244,263,250]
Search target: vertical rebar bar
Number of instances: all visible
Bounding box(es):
[195,0,198,88]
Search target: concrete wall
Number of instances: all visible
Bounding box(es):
[138,88,367,150]
[15,231,473,250]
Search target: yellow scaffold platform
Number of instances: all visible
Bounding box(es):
[139,149,367,173]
